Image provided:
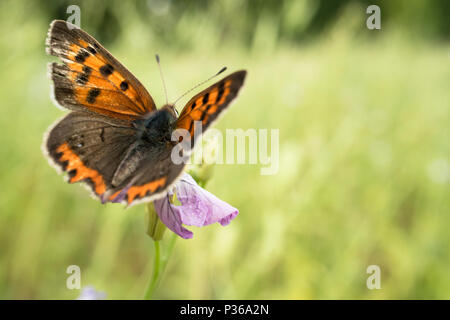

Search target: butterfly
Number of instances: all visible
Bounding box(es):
[43,20,246,206]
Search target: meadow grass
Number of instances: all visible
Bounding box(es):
[0,2,449,299]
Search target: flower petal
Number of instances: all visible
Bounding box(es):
[175,173,239,227]
[154,194,193,239]
[154,173,238,239]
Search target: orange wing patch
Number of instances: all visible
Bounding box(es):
[125,177,167,204]
[66,42,148,114]
[106,177,167,205]
[56,142,106,196]
[176,71,246,141]
[177,80,232,135]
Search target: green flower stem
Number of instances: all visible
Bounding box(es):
[143,202,178,300]
[143,234,178,300]
[143,240,161,300]
[160,232,177,272]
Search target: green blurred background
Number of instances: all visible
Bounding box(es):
[0,0,449,299]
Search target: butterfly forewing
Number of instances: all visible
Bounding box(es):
[46,20,156,120]
[176,70,246,145]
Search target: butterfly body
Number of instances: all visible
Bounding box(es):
[44,20,246,206]
[138,105,177,143]
[112,109,177,187]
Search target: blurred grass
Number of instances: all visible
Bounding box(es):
[0,1,449,299]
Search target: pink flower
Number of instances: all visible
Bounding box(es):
[154,173,238,239]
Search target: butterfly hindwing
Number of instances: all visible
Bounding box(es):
[106,143,186,206]
[45,112,138,198]
[46,20,156,120]
[176,70,246,146]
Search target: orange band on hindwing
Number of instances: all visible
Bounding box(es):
[56,142,106,195]
[126,177,167,204]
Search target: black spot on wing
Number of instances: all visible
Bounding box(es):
[68,169,77,179]
[87,45,97,54]
[76,66,92,85]
[188,100,197,113]
[216,82,225,103]
[120,81,128,91]
[202,92,210,104]
[61,160,69,171]
[86,88,100,103]
[75,49,90,63]
[100,64,114,77]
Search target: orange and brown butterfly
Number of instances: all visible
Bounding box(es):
[43,20,247,206]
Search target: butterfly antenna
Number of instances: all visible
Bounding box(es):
[155,54,169,105]
[173,66,227,106]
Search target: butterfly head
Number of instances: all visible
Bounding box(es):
[161,104,179,118]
